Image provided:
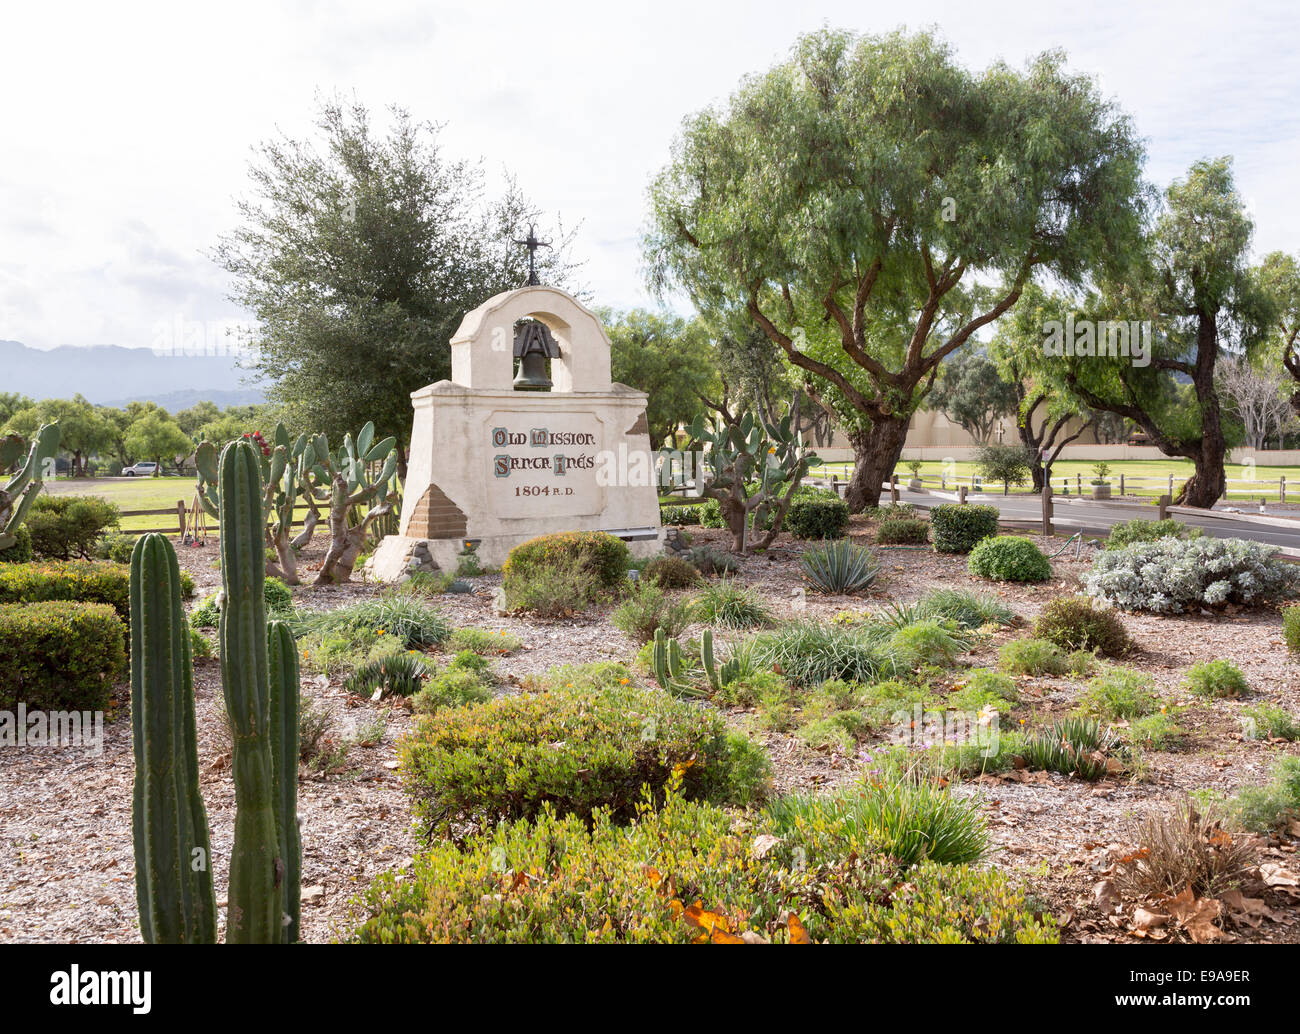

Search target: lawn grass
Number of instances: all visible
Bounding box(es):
[42,476,317,531]
[816,459,1300,502]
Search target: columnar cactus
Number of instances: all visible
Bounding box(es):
[700,628,740,693]
[219,439,283,943]
[0,422,60,551]
[130,533,218,944]
[268,620,301,943]
[131,439,301,944]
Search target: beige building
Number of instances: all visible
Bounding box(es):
[813,408,1101,462]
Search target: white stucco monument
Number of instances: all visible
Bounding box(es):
[367,284,663,580]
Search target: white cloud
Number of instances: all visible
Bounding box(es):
[2,0,1297,349]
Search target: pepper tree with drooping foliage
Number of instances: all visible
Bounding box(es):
[687,403,819,552]
[644,28,1146,510]
[1036,158,1272,507]
[0,423,60,552]
[131,439,301,944]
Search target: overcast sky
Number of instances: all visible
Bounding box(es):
[3,0,1298,351]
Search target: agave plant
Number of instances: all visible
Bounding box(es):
[1020,717,1116,780]
[800,539,880,595]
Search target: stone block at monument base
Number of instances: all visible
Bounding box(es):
[367,285,663,581]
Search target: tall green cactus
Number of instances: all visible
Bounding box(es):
[650,628,707,698]
[130,533,218,944]
[0,422,60,551]
[268,621,301,943]
[219,439,282,943]
[132,439,301,944]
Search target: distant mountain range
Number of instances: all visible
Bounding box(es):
[3,340,266,412]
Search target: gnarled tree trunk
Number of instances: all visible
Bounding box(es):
[844,416,910,512]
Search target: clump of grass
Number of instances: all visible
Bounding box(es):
[293,595,452,651]
[765,765,988,867]
[1114,799,1255,900]
[411,663,494,715]
[749,621,895,685]
[612,581,694,643]
[1183,659,1248,699]
[692,578,772,629]
[641,555,702,589]
[503,554,603,617]
[800,539,881,595]
[998,638,1068,676]
[1078,667,1161,721]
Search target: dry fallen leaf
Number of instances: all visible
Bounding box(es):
[1093,879,1121,914]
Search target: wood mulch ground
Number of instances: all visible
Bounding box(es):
[2,516,1297,943]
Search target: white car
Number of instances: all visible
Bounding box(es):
[123,461,158,477]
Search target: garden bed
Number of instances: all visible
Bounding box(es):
[2,514,1298,943]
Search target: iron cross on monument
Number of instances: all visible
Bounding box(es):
[512,224,552,286]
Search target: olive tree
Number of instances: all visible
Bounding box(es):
[644,28,1145,509]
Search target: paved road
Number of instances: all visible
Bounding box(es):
[894,489,1300,552]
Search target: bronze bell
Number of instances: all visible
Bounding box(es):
[512,319,561,391]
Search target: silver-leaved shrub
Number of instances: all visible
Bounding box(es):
[1082,536,1299,614]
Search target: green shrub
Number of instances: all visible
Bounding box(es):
[503,531,630,591]
[998,638,1068,676]
[1126,711,1187,751]
[750,622,895,686]
[447,626,522,655]
[967,536,1051,583]
[784,499,850,539]
[191,576,292,628]
[640,555,701,589]
[876,517,929,545]
[699,498,723,527]
[1105,518,1201,551]
[767,777,988,868]
[1284,605,1300,654]
[1079,668,1160,720]
[716,668,785,709]
[0,560,141,621]
[349,786,1056,944]
[612,581,694,643]
[685,545,738,577]
[411,666,494,714]
[1064,649,1098,676]
[1085,536,1299,613]
[801,539,880,595]
[93,530,137,564]
[949,669,1019,715]
[26,495,120,560]
[868,502,917,521]
[1032,595,1131,657]
[692,578,772,628]
[659,504,703,526]
[887,619,969,670]
[797,715,859,754]
[1243,702,1300,741]
[503,553,604,616]
[190,627,213,661]
[0,524,33,563]
[1183,659,1248,699]
[929,504,999,554]
[1222,756,1300,832]
[527,661,635,694]
[0,601,126,710]
[399,682,771,831]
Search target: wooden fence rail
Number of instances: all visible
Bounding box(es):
[116,501,315,536]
